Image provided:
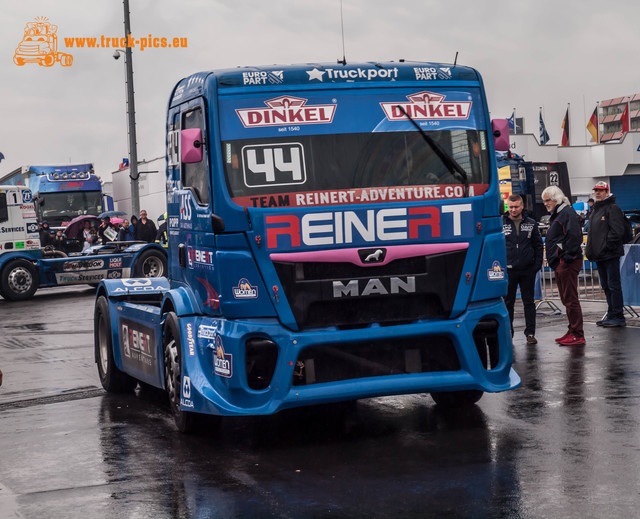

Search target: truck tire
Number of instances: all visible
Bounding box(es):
[134,249,167,278]
[164,312,213,433]
[42,53,55,67]
[1,259,39,301]
[94,295,137,393]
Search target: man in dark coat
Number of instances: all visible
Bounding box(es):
[503,194,544,344]
[134,209,157,243]
[543,186,585,346]
[585,181,627,327]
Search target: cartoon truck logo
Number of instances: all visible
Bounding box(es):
[14,17,73,67]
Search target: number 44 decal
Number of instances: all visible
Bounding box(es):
[242,143,306,188]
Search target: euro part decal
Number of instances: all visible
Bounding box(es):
[213,336,232,378]
[119,318,155,375]
[235,95,336,128]
[380,91,471,121]
[488,261,505,281]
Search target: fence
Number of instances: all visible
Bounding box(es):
[534,243,640,318]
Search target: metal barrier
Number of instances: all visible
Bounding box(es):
[534,242,639,318]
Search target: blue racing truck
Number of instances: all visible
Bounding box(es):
[0,184,167,300]
[0,163,113,229]
[94,61,521,432]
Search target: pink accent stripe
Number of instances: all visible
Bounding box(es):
[270,243,469,267]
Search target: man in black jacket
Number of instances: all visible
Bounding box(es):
[503,194,544,344]
[134,209,157,243]
[585,181,626,327]
[543,186,585,346]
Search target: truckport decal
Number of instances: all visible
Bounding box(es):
[213,336,232,378]
[306,66,399,82]
[232,278,258,299]
[233,184,488,208]
[487,261,505,281]
[236,95,336,128]
[380,91,471,122]
[242,143,306,188]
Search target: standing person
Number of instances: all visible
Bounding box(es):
[118,219,134,241]
[134,209,157,243]
[155,213,168,248]
[542,186,585,346]
[585,181,627,327]
[39,221,52,247]
[503,194,544,344]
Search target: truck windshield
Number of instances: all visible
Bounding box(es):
[222,129,490,208]
[39,191,103,222]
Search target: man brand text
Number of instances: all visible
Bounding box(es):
[236,95,336,128]
[333,276,416,298]
[265,205,471,249]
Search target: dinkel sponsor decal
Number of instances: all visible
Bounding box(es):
[120,317,155,375]
[236,95,336,128]
[380,91,471,121]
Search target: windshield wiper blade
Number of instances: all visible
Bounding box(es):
[397,105,469,197]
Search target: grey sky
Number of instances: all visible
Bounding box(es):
[1,0,638,178]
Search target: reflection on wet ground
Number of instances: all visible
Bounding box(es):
[1,290,640,518]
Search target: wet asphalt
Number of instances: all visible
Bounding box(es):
[1,286,640,518]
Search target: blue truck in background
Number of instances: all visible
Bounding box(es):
[0,163,113,229]
[94,61,521,432]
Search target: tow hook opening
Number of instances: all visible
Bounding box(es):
[473,319,500,370]
[245,338,278,390]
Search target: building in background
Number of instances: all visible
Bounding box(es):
[599,93,640,143]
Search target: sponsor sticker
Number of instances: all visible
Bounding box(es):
[55,271,108,284]
[109,257,123,268]
[198,324,217,340]
[187,247,214,270]
[181,375,194,408]
[242,70,283,85]
[119,318,155,375]
[236,95,336,128]
[213,336,232,378]
[232,278,258,299]
[487,260,505,281]
[380,91,471,121]
[186,322,196,357]
[63,259,104,271]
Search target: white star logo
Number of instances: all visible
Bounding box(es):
[306,68,325,82]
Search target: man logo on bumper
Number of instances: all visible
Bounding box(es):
[359,247,386,264]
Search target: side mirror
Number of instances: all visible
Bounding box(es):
[491,119,510,152]
[181,128,204,163]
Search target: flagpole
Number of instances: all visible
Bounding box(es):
[513,107,516,134]
[582,95,587,146]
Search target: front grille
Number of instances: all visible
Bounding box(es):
[292,335,459,385]
[273,249,467,329]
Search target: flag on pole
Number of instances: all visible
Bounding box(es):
[507,111,515,132]
[561,108,570,146]
[586,107,599,143]
[0,152,4,163]
[539,110,550,145]
[621,103,629,134]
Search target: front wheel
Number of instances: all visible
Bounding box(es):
[1,259,39,301]
[94,295,137,392]
[134,249,167,278]
[430,390,484,407]
[163,312,196,432]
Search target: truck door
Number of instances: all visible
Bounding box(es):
[170,101,219,314]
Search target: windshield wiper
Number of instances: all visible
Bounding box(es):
[397,106,469,197]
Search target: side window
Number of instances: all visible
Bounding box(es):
[182,107,210,206]
[0,193,8,223]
